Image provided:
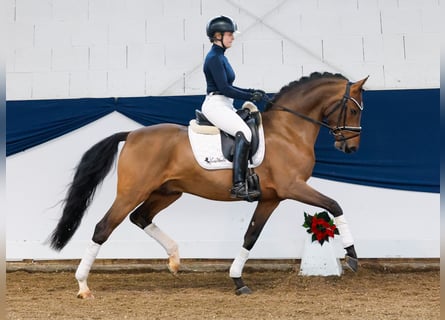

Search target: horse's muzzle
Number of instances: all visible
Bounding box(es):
[344,146,357,154]
[335,140,358,154]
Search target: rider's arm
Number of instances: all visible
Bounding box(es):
[206,55,252,101]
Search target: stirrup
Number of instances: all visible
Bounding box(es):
[230,182,247,198]
[230,182,261,201]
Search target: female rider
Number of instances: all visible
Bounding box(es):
[201,15,265,200]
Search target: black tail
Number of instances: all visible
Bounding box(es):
[49,131,130,251]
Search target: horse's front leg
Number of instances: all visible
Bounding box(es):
[230,200,280,295]
[286,180,358,272]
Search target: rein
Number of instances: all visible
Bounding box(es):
[264,82,363,141]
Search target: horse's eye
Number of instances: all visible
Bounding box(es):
[350,108,358,116]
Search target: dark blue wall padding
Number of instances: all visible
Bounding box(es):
[6,89,439,193]
[116,96,203,126]
[6,98,116,155]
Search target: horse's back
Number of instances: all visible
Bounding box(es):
[118,123,196,180]
[125,122,183,145]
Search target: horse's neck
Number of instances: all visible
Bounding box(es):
[262,109,320,148]
[262,83,341,146]
[291,82,341,119]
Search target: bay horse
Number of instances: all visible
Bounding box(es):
[50,72,368,298]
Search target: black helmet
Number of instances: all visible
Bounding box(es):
[206,16,238,39]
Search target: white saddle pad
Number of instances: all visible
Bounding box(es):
[188,122,266,170]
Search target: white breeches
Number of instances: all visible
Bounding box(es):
[201,94,252,142]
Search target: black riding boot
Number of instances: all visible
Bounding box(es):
[230,132,260,200]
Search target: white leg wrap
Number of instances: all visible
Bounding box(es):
[75,240,101,282]
[144,223,178,256]
[229,247,250,278]
[334,215,354,248]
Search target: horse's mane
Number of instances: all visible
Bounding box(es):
[265,72,348,111]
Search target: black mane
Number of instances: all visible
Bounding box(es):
[265,72,348,111]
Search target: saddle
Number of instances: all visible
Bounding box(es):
[192,102,262,162]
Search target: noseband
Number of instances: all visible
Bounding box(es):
[266,82,363,142]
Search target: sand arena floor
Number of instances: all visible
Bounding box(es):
[6,259,439,320]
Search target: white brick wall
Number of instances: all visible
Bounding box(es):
[322,36,364,64]
[34,22,73,48]
[52,0,89,22]
[162,0,202,17]
[9,23,34,49]
[52,47,89,72]
[242,40,283,65]
[126,43,166,70]
[32,72,70,98]
[164,42,203,68]
[70,22,108,46]
[6,0,440,100]
[89,45,126,70]
[13,48,52,72]
[282,37,323,65]
[68,71,108,97]
[108,20,146,45]
[107,69,146,97]
[404,33,439,62]
[381,8,423,34]
[6,73,33,99]
[15,0,53,23]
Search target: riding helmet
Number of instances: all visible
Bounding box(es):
[206,15,238,39]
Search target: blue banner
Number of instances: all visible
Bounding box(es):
[6,89,439,193]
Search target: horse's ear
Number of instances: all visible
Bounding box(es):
[353,76,369,90]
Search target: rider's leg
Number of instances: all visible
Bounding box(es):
[201,95,259,200]
[230,131,259,199]
[201,95,252,141]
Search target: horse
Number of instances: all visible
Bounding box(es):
[49,72,368,298]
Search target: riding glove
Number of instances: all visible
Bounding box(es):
[250,90,265,102]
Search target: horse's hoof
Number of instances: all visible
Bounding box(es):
[168,260,180,276]
[77,290,94,299]
[235,286,252,295]
[344,255,358,272]
[168,250,180,275]
[168,266,179,277]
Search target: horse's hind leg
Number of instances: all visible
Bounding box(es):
[129,190,183,274]
[75,196,141,299]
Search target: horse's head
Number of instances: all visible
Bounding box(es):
[265,72,369,154]
[324,76,368,154]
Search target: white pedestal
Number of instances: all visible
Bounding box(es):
[299,235,343,276]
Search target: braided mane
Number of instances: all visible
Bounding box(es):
[265,72,348,111]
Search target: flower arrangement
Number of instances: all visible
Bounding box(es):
[302,211,339,245]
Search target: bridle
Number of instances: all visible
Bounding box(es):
[265,82,363,142]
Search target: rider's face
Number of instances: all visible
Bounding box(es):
[215,32,235,48]
[222,32,234,48]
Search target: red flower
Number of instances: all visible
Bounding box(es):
[302,211,339,245]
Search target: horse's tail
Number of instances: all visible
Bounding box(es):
[49,131,130,251]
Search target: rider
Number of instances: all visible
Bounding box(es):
[201,15,265,200]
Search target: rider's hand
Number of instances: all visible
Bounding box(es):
[250,90,265,103]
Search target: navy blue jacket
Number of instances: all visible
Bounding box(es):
[203,44,252,101]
